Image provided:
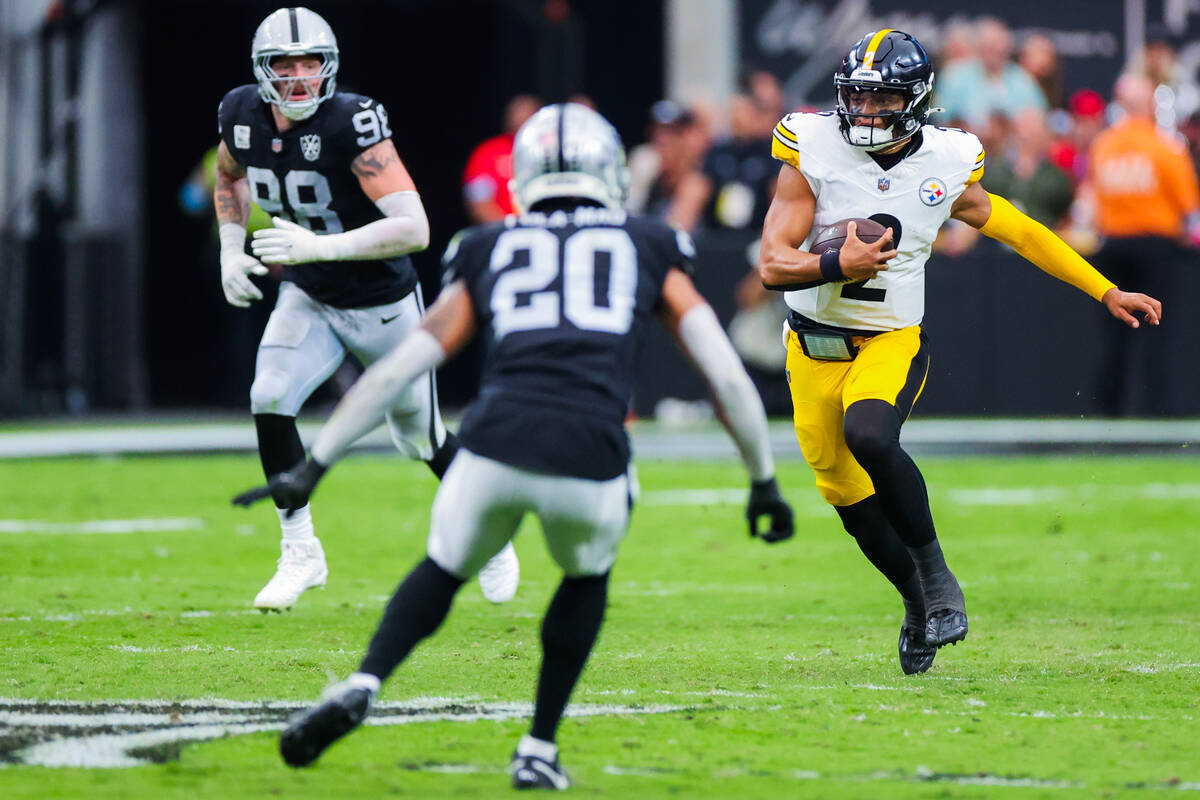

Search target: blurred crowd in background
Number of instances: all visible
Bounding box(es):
[175,14,1200,419]
[580,16,1200,417]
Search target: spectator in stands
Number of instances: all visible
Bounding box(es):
[938,21,977,77]
[1049,89,1107,186]
[702,72,791,411]
[178,147,275,405]
[625,100,709,232]
[462,94,540,223]
[692,71,783,233]
[1142,24,1200,130]
[1182,110,1200,175]
[728,246,791,416]
[1018,33,1065,110]
[936,18,1046,134]
[982,109,1075,228]
[1089,74,1200,416]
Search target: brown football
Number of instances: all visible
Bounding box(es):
[810,217,888,254]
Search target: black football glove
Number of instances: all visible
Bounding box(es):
[232,458,328,516]
[746,476,794,544]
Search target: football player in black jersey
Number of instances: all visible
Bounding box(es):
[216,7,518,611]
[233,103,795,789]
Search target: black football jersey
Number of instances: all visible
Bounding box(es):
[217,84,418,308]
[443,207,695,481]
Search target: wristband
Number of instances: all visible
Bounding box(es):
[819,248,845,282]
[218,223,248,254]
[751,476,778,493]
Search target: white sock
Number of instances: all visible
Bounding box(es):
[278,504,315,541]
[346,672,381,695]
[516,734,557,762]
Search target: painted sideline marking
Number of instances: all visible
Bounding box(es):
[0,698,687,768]
[0,518,205,534]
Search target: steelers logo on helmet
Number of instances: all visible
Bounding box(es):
[834,29,935,152]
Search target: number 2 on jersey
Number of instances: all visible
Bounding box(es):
[840,279,886,302]
[489,228,637,338]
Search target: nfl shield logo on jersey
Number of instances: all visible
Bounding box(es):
[919,177,946,206]
[300,134,322,162]
[271,138,283,154]
[877,177,890,192]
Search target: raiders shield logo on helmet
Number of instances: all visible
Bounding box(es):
[300,134,322,162]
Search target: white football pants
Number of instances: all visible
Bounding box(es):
[428,449,634,578]
[249,282,446,460]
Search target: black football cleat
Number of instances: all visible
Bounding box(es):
[511,753,571,790]
[898,625,937,674]
[280,683,372,767]
[925,608,968,648]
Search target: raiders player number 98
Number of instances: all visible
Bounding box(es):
[216,7,517,612]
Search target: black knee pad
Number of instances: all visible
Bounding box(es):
[835,496,888,539]
[843,399,902,466]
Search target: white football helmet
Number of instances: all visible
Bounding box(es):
[510,103,630,213]
[251,7,339,121]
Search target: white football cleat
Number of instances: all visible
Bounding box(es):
[254,538,328,611]
[478,541,520,604]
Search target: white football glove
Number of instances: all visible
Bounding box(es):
[251,217,334,265]
[218,223,268,308]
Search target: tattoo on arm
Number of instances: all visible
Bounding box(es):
[351,142,399,179]
[214,141,250,225]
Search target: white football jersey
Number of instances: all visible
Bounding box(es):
[771,112,985,331]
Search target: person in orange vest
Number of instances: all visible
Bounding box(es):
[1089,73,1200,415]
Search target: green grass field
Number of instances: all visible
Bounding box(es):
[1,452,1198,798]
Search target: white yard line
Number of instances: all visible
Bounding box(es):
[947,483,1200,506]
[0,518,205,534]
[643,482,1200,509]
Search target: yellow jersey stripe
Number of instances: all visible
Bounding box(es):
[861,28,894,71]
[773,129,799,151]
[771,135,800,168]
[774,121,798,143]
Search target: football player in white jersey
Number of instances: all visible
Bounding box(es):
[758,29,1162,674]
